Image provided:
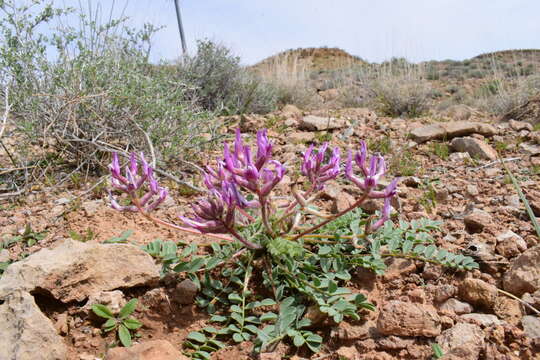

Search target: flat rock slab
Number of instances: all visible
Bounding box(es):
[450,137,498,160]
[0,290,67,360]
[377,300,441,337]
[436,322,485,359]
[503,245,540,297]
[0,239,160,302]
[410,121,497,143]
[299,115,350,131]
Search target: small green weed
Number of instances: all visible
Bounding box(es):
[69,228,96,242]
[92,299,142,347]
[103,230,133,244]
[3,224,47,248]
[431,343,444,359]
[368,137,391,155]
[431,143,449,160]
[389,150,420,176]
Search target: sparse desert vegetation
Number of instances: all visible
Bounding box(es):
[1,1,540,360]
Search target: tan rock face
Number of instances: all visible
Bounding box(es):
[106,340,189,360]
[493,297,522,325]
[503,245,540,296]
[376,300,441,337]
[463,208,492,233]
[299,115,350,131]
[458,278,497,309]
[436,322,485,360]
[450,137,498,160]
[0,291,67,360]
[0,239,160,302]
[496,230,527,258]
[410,121,497,143]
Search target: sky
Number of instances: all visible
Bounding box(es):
[52,0,540,65]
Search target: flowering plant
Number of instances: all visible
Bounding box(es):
[108,129,398,251]
[107,129,477,357]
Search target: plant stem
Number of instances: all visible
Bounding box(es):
[259,194,275,237]
[225,225,262,250]
[290,193,368,241]
[497,288,540,316]
[131,197,233,242]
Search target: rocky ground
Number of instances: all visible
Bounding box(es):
[1,104,540,359]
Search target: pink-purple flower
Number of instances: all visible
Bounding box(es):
[301,142,340,190]
[108,152,168,212]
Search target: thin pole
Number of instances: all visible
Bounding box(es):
[174,0,187,55]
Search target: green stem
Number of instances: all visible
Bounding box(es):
[290,193,369,242]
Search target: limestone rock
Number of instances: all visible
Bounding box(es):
[521,315,540,340]
[458,278,497,309]
[439,298,473,315]
[503,245,540,296]
[496,230,527,258]
[436,322,485,359]
[461,313,502,327]
[493,297,522,325]
[377,300,441,337]
[463,208,492,233]
[299,115,349,131]
[281,104,302,118]
[84,290,126,314]
[175,279,198,305]
[410,121,496,143]
[450,137,498,160]
[519,142,540,155]
[509,119,533,131]
[0,291,67,360]
[106,340,188,360]
[0,239,160,302]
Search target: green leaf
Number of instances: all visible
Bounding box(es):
[258,298,277,307]
[432,343,444,359]
[228,293,243,303]
[193,350,212,360]
[187,331,207,343]
[202,326,219,334]
[122,318,142,330]
[293,334,305,347]
[423,244,437,258]
[119,299,138,319]
[260,312,278,322]
[118,324,132,347]
[92,304,114,319]
[209,315,227,323]
[103,318,117,331]
[402,240,413,253]
[232,332,244,343]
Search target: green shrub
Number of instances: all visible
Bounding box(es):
[180,40,279,115]
[0,0,219,179]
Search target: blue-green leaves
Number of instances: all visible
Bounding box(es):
[91,298,142,347]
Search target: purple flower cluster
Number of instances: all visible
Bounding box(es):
[109,153,167,212]
[180,129,285,235]
[301,143,340,191]
[107,129,400,248]
[345,141,398,231]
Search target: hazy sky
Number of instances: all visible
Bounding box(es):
[54,0,540,64]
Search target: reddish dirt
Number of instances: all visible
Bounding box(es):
[1,107,539,359]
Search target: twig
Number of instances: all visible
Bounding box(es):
[128,116,156,169]
[0,189,24,200]
[0,86,10,141]
[472,157,521,171]
[497,288,540,316]
[65,136,205,193]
